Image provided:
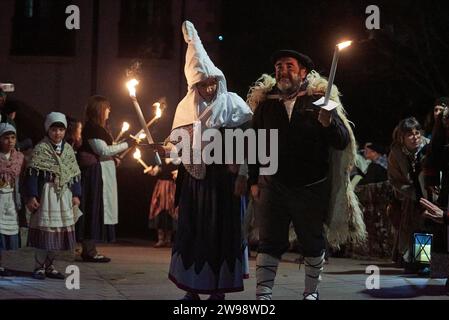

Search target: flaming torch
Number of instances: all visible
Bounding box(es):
[126,79,161,165]
[313,40,352,110]
[133,148,153,174]
[114,121,130,143]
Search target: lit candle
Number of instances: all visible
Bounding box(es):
[114,121,130,143]
[324,40,352,106]
[126,79,162,166]
[134,102,163,137]
[133,148,153,174]
[126,79,155,144]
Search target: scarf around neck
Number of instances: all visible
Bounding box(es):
[0,148,24,185]
[28,137,81,198]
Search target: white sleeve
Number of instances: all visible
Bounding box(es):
[88,139,128,157]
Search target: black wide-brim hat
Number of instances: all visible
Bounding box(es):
[271,50,315,72]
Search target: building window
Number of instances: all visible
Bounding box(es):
[11,0,76,56]
[118,0,173,59]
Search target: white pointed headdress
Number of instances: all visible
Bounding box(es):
[171,21,252,130]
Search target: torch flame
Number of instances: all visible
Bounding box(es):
[155,104,162,119]
[133,148,142,159]
[121,122,130,133]
[126,79,139,97]
[337,41,352,51]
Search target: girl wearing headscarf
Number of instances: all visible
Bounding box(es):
[0,123,24,276]
[25,112,81,280]
[167,21,252,300]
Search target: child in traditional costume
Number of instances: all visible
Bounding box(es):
[148,158,178,248]
[0,123,24,277]
[25,112,81,280]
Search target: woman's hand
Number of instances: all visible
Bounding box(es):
[420,198,445,224]
[114,157,122,167]
[72,197,81,207]
[27,197,40,212]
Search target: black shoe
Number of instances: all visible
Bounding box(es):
[32,268,46,280]
[0,267,13,277]
[81,254,111,263]
[45,266,65,280]
[303,292,319,300]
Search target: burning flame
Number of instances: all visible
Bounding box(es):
[155,104,162,119]
[126,79,139,97]
[337,41,352,50]
[121,122,130,133]
[133,148,142,160]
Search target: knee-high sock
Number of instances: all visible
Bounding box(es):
[256,253,279,300]
[304,252,325,294]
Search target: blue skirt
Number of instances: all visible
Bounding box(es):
[169,164,244,294]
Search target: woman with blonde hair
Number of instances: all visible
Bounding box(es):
[76,95,133,262]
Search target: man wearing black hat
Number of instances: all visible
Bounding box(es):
[248,50,351,300]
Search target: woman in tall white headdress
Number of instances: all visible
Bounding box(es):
[167,21,253,300]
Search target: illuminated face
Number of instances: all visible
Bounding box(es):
[197,77,218,103]
[364,147,378,161]
[105,106,111,121]
[403,129,422,151]
[434,105,445,120]
[74,122,82,141]
[48,126,66,144]
[0,133,16,153]
[275,57,307,94]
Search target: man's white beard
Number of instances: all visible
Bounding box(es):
[277,78,301,95]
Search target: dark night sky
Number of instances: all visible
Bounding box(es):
[219,0,449,148]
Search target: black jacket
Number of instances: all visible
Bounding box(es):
[248,92,350,187]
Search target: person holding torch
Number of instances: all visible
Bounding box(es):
[246,48,365,300]
[166,21,253,300]
[76,96,136,263]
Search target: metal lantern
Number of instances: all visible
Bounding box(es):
[412,233,432,264]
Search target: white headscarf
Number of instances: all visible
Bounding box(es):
[0,123,16,136]
[44,112,67,132]
[171,21,252,130]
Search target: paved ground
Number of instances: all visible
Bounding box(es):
[0,239,448,300]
